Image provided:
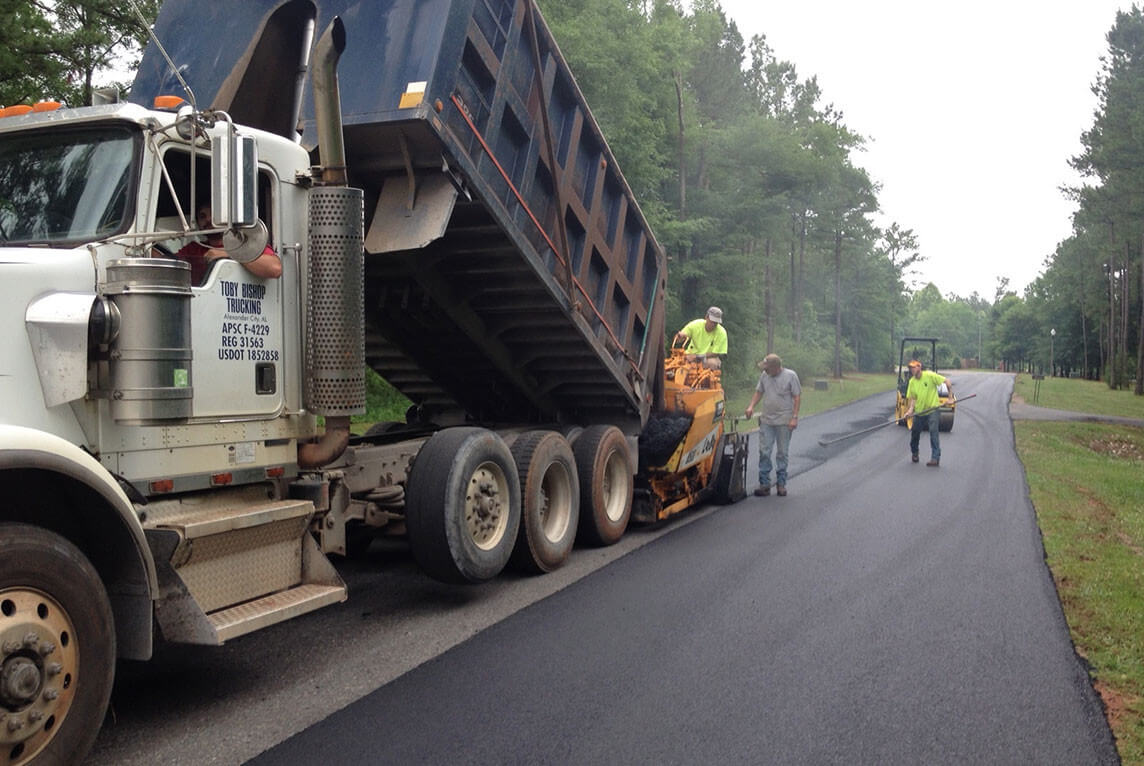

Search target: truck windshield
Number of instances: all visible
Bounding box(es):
[0,125,138,246]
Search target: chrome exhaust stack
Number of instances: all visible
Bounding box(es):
[299,16,365,470]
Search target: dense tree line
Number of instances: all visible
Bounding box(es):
[969,5,1144,391]
[1039,5,1144,392]
[537,0,1010,390]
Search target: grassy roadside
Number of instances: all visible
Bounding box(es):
[1012,377,1144,763]
[1013,373,1144,419]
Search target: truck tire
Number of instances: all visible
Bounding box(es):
[509,431,579,574]
[0,523,115,766]
[573,425,633,546]
[405,428,521,583]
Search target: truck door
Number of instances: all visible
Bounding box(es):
[190,254,284,418]
[151,152,285,419]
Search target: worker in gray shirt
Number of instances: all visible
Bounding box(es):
[744,353,801,497]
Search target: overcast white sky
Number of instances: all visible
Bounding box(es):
[716,0,1130,299]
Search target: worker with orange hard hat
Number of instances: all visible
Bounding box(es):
[902,359,953,467]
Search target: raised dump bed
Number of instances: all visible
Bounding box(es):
[132,0,667,432]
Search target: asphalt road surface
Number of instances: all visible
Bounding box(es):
[89,372,1117,765]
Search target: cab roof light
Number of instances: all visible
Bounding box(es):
[0,105,33,118]
[153,95,187,110]
[32,101,61,113]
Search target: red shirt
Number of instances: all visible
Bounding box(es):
[175,241,213,285]
[175,241,275,285]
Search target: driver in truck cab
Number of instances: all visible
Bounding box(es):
[176,202,282,284]
[674,306,728,369]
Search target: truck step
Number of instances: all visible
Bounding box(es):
[149,495,347,645]
[164,500,315,613]
[156,497,313,538]
[208,583,346,643]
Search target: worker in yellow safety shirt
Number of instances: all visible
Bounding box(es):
[903,359,953,467]
[674,306,727,369]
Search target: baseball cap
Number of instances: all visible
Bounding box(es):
[706,306,723,324]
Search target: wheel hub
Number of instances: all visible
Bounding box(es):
[1,656,42,707]
[466,464,508,550]
[0,588,78,761]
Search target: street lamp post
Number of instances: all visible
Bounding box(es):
[1050,328,1056,377]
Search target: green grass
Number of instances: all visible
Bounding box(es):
[350,368,412,435]
[1014,421,1144,763]
[724,372,897,418]
[1014,374,1144,419]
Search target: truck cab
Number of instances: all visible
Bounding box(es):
[0,100,350,765]
[1,100,320,486]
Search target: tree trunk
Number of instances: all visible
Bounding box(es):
[1107,259,1117,388]
[1100,319,1108,384]
[1080,292,1089,380]
[1121,254,1130,387]
[674,71,685,219]
[765,238,774,353]
[1137,237,1144,395]
[890,311,897,373]
[788,222,796,327]
[672,69,691,319]
[833,229,842,378]
[795,212,806,343]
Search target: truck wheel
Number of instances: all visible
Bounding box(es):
[509,431,579,574]
[573,425,633,546]
[939,410,955,432]
[0,523,115,766]
[405,428,521,583]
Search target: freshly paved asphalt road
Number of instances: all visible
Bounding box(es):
[231,372,1116,765]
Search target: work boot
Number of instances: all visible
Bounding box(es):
[776,485,787,496]
[911,453,919,463]
[753,485,770,497]
[926,459,939,467]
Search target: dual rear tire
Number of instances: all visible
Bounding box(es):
[510,425,634,569]
[405,425,634,582]
[405,428,521,584]
[509,431,579,573]
[572,425,633,547]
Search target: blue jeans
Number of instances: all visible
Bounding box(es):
[909,411,941,461]
[759,423,792,487]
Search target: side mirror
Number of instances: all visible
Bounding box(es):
[210,131,257,228]
[222,219,270,264]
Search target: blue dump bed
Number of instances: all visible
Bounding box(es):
[132,0,667,431]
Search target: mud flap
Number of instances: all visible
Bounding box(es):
[711,431,748,504]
